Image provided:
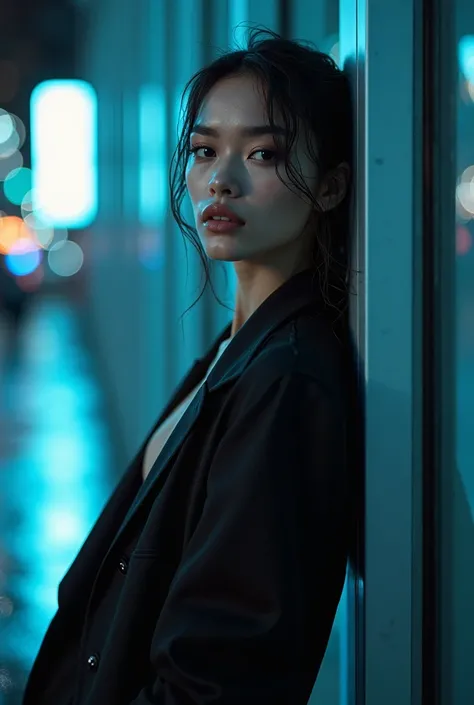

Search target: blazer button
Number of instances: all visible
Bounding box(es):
[118,557,128,575]
[87,653,100,671]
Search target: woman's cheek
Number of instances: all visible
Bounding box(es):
[255,179,291,207]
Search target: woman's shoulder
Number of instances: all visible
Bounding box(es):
[231,314,348,408]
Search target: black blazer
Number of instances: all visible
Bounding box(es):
[23,269,353,705]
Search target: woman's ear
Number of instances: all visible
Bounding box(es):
[317,162,350,212]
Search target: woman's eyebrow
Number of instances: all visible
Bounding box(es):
[191,123,286,138]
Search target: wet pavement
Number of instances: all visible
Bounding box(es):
[0,296,116,705]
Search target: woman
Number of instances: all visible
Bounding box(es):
[23,27,355,705]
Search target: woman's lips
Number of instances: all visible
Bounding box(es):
[204,219,244,234]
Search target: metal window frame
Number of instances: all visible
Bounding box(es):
[339,1,425,704]
[421,1,457,704]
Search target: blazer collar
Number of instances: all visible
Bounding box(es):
[205,268,326,393]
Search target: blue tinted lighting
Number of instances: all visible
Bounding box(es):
[6,247,42,276]
[30,80,98,229]
[459,36,474,83]
[139,84,167,226]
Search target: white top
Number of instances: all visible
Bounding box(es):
[142,338,232,483]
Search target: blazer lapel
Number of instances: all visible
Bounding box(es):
[155,322,232,427]
[106,381,208,556]
[101,322,233,557]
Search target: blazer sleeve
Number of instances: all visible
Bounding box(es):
[130,371,350,705]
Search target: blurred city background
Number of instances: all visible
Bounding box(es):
[0,1,472,704]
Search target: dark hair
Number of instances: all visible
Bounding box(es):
[169,26,353,326]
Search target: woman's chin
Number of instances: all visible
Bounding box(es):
[203,242,241,262]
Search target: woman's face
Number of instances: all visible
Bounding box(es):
[185,73,324,271]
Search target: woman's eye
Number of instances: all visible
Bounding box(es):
[189,146,277,162]
[250,149,276,162]
[190,146,214,158]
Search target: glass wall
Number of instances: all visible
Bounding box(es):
[341,0,425,704]
[435,0,474,702]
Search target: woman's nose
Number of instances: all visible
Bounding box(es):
[208,170,241,198]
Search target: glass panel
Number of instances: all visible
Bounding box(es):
[340,0,424,704]
[439,1,474,702]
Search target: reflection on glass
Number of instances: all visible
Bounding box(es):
[442,4,474,703]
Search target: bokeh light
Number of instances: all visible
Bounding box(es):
[0,150,23,181]
[457,183,474,215]
[30,80,98,228]
[45,228,68,251]
[459,36,474,83]
[0,129,20,159]
[457,225,473,255]
[23,213,68,251]
[0,215,38,255]
[3,167,32,205]
[0,111,26,159]
[23,212,55,249]
[467,81,474,103]
[21,189,35,216]
[43,508,85,547]
[139,84,167,226]
[456,165,474,218]
[5,238,42,276]
[48,240,84,277]
[0,110,15,143]
[461,165,474,181]
[9,113,26,149]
